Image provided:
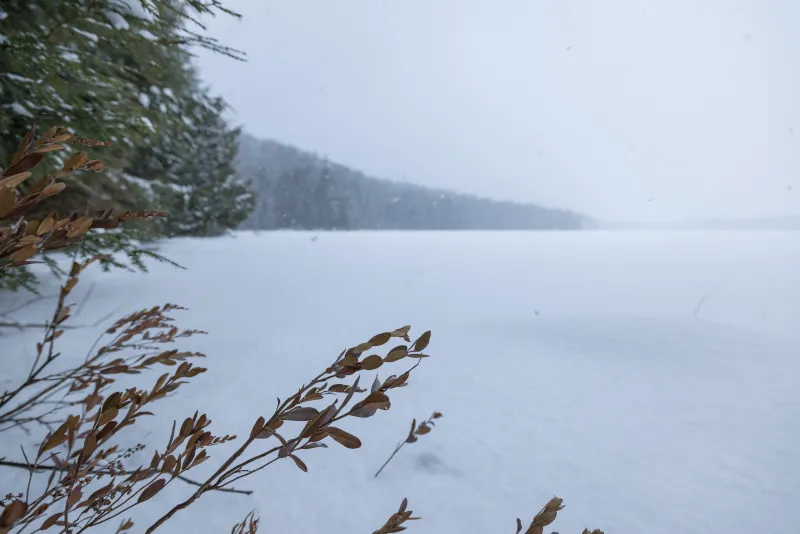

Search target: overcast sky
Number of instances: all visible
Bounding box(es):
[194,0,800,223]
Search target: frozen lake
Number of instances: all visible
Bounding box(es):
[3,230,799,533]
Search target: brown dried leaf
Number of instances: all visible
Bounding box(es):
[66,487,82,509]
[256,426,287,443]
[524,497,564,534]
[384,345,408,362]
[37,126,59,143]
[23,220,39,236]
[64,277,78,294]
[288,454,308,472]
[415,423,431,435]
[63,152,88,171]
[11,245,39,262]
[87,483,114,505]
[6,152,44,176]
[250,417,266,439]
[350,391,391,417]
[0,172,31,188]
[137,479,167,503]
[41,513,62,530]
[102,391,122,412]
[361,355,383,371]
[11,127,34,164]
[39,182,66,199]
[52,133,75,143]
[27,504,46,519]
[349,405,379,419]
[78,434,97,466]
[41,433,66,453]
[66,216,93,238]
[322,427,362,449]
[411,331,431,352]
[0,500,27,530]
[161,455,178,474]
[182,448,196,471]
[0,186,15,218]
[369,332,392,346]
[394,325,411,336]
[281,407,320,421]
[335,375,361,415]
[32,144,66,154]
[179,417,194,437]
[190,450,209,468]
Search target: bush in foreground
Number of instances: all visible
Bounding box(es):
[0,127,602,534]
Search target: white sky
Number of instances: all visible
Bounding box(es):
[194,0,800,223]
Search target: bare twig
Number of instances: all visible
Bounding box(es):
[692,284,723,318]
[0,459,252,495]
[375,412,442,478]
[74,282,96,317]
[0,321,87,330]
[0,294,54,318]
[175,475,252,495]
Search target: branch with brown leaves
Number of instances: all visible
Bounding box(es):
[0,260,220,533]
[0,126,604,534]
[225,498,419,534]
[143,327,433,534]
[229,511,259,534]
[0,125,165,270]
[372,498,420,534]
[515,497,604,534]
[0,256,433,534]
[374,411,442,478]
[0,257,206,432]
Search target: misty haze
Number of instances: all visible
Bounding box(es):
[0,2,797,534]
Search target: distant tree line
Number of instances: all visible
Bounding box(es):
[236,134,590,231]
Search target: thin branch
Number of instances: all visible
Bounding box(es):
[692,284,723,318]
[0,459,252,495]
[374,441,405,479]
[177,475,252,495]
[0,294,54,318]
[0,321,87,330]
[43,0,103,40]
[74,283,96,318]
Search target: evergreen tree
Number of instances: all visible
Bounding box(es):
[0,0,252,291]
[139,90,255,236]
[236,134,591,232]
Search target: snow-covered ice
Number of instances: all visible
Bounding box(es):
[2,230,798,534]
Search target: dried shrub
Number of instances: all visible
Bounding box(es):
[0,128,602,534]
[229,510,259,534]
[0,125,165,271]
[515,497,603,534]
[372,498,420,534]
[374,411,442,478]
[0,267,432,533]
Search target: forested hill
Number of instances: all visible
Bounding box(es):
[237,133,591,230]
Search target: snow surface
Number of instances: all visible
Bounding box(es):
[2,230,799,534]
